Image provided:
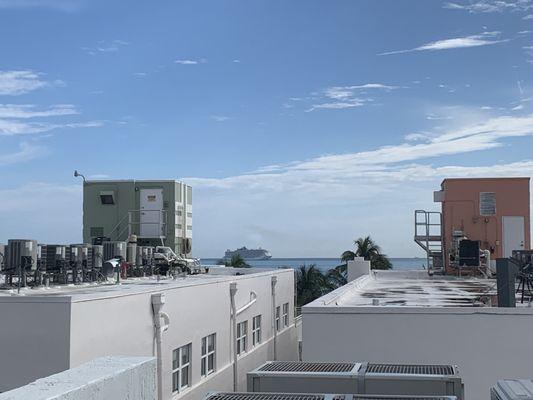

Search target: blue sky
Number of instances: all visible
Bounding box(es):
[1,0,533,258]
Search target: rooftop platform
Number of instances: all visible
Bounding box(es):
[0,266,287,302]
[308,270,499,308]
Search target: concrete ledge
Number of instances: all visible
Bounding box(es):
[0,356,156,400]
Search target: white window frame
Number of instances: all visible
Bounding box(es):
[201,333,216,377]
[172,343,191,393]
[275,306,281,331]
[252,315,262,346]
[283,302,289,327]
[237,321,248,355]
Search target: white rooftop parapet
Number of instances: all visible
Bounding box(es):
[347,257,371,282]
[0,356,156,400]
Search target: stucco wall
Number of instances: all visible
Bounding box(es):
[0,298,71,393]
[302,306,533,400]
[0,356,156,400]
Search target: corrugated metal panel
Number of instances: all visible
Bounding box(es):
[366,364,456,376]
[258,362,356,373]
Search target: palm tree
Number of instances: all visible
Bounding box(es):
[218,254,250,268]
[296,265,330,307]
[340,236,392,270]
[326,264,347,289]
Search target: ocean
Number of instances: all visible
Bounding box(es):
[199,257,426,272]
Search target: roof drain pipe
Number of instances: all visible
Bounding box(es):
[271,276,278,361]
[230,282,238,392]
[152,293,170,400]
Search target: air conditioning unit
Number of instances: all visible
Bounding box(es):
[248,362,463,400]
[205,392,457,400]
[248,362,361,394]
[491,379,533,400]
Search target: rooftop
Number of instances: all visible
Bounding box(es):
[306,270,500,309]
[0,266,288,303]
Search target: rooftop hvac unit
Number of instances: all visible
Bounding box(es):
[205,393,457,400]
[248,362,463,400]
[92,245,104,270]
[127,243,137,265]
[491,379,533,400]
[5,239,38,271]
[40,245,67,271]
[0,243,5,270]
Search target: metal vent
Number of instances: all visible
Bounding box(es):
[366,364,455,376]
[258,362,357,373]
[206,394,326,400]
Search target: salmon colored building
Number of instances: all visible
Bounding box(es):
[435,177,531,272]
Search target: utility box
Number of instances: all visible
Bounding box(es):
[82,180,192,256]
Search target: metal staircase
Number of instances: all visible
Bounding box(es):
[414,210,445,275]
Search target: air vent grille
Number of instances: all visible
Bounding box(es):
[258,362,357,373]
[206,394,327,400]
[366,364,455,376]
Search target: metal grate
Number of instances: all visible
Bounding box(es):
[354,398,455,400]
[206,394,326,400]
[258,362,357,373]
[366,364,455,376]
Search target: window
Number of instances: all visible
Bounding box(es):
[275,306,280,331]
[201,333,216,377]
[187,225,193,231]
[237,321,248,355]
[187,212,193,218]
[252,315,262,346]
[283,303,289,327]
[99,191,115,205]
[172,343,191,393]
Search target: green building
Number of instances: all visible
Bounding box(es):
[82,180,192,255]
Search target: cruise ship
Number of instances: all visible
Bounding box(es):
[224,246,272,260]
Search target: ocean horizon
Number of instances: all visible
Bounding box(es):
[199,257,427,271]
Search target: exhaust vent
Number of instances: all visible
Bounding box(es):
[258,362,357,373]
[366,364,456,376]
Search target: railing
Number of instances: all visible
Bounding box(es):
[414,210,444,274]
[107,210,168,241]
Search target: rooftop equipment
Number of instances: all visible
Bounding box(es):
[491,379,533,400]
[0,244,4,270]
[248,361,463,400]
[5,239,38,271]
[205,393,457,400]
[103,241,127,261]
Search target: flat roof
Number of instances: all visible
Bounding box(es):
[0,267,288,303]
[84,179,185,184]
[306,270,499,308]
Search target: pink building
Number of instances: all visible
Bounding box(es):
[435,178,530,272]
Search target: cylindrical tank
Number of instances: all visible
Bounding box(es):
[127,243,137,265]
[103,241,127,261]
[136,246,144,267]
[6,239,38,271]
[92,245,104,269]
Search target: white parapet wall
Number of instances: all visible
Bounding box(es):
[0,356,156,400]
[347,258,370,282]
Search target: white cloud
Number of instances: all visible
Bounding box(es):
[0,119,102,136]
[306,83,398,111]
[524,13,533,18]
[82,40,129,55]
[133,72,147,78]
[444,0,533,13]
[210,115,231,122]
[0,142,46,166]
[0,104,78,118]
[379,32,507,55]
[0,70,52,95]
[175,59,206,65]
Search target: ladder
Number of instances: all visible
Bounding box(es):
[414,210,445,275]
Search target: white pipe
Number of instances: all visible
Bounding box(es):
[151,293,170,400]
[271,276,278,361]
[229,282,238,392]
[236,291,257,315]
[483,249,493,276]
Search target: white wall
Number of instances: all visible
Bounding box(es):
[0,298,71,393]
[0,356,156,400]
[69,269,298,400]
[302,306,533,400]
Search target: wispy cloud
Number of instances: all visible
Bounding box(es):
[444,0,533,13]
[0,70,56,95]
[210,115,231,122]
[175,59,206,65]
[379,32,507,55]
[0,104,78,118]
[0,0,83,12]
[0,142,46,166]
[82,40,130,55]
[306,83,400,111]
[524,13,533,18]
[0,119,101,136]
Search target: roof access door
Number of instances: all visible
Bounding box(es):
[503,216,525,258]
[140,188,164,238]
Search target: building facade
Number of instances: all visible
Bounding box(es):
[0,267,298,400]
[82,180,193,255]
